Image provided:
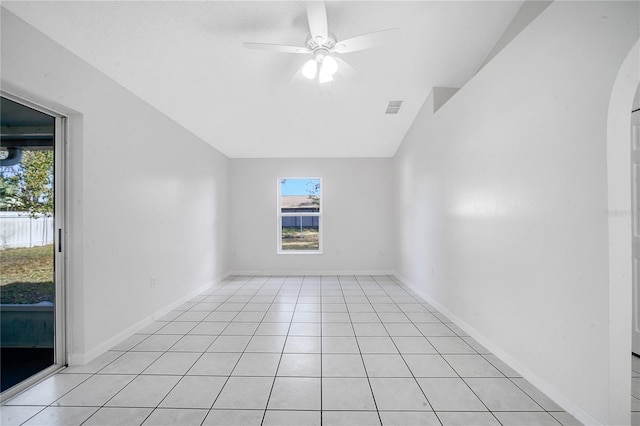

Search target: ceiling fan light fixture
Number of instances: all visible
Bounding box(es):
[318,68,333,84]
[243,1,399,86]
[322,56,338,75]
[302,59,318,79]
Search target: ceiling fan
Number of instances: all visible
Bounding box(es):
[243,2,398,84]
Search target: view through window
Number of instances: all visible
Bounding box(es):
[278,178,321,253]
[0,96,57,394]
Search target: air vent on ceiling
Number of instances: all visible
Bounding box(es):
[385,100,403,114]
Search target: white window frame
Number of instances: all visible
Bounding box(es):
[277,177,323,254]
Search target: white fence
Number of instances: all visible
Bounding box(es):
[0,212,54,249]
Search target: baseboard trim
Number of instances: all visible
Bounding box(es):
[392,271,602,426]
[68,273,229,365]
[226,270,396,277]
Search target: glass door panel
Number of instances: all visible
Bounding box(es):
[0,96,57,393]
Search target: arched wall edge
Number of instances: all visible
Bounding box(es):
[607,39,639,425]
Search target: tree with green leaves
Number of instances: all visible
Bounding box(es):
[0,150,53,217]
[306,179,320,206]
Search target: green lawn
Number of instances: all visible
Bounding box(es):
[0,245,54,304]
[282,228,320,251]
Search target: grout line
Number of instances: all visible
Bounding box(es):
[260,275,304,426]
[377,275,570,424]
[199,276,258,426]
[83,277,245,426]
[340,275,384,426]
[359,275,440,425]
[369,274,504,426]
[150,278,252,425]
[5,275,584,426]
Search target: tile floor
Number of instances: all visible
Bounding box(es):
[632,355,640,425]
[1,275,582,426]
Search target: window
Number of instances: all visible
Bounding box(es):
[278,178,322,254]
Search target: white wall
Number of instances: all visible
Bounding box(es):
[229,158,393,274]
[393,2,638,424]
[1,9,229,363]
[477,0,552,72]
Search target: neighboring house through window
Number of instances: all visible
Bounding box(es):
[278,178,322,253]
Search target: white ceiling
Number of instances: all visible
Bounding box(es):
[3,1,523,158]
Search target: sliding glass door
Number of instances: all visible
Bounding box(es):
[0,95,65,398]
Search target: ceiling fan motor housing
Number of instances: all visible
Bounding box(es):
[306,34,336,52]
[314,48,330,62]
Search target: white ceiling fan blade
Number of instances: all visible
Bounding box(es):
[306,1,328,44]
[332,28,399,54]
[243,42,311,54]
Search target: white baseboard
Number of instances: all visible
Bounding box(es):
[392,271,603,426]
[226,270,396,277]
[68,273,229,366]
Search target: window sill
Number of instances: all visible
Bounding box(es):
[277,251,323,255]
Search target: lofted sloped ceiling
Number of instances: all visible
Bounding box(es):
[2,1,524,158]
